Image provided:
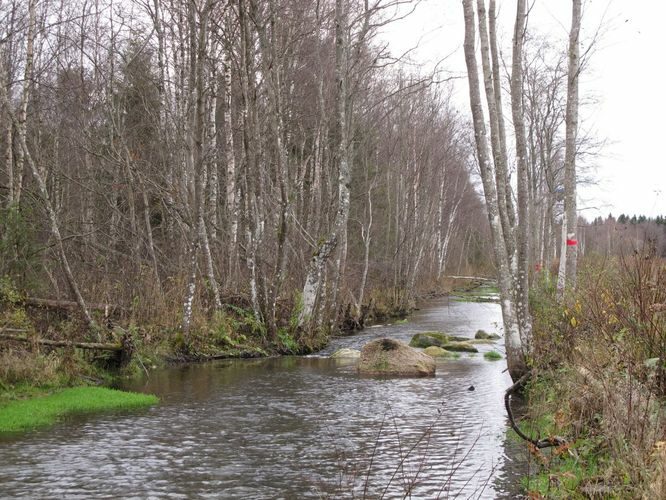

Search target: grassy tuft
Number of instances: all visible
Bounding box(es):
[0,386,158,434]
[483,350,502,361]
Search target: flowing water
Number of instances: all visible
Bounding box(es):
[0,297,528,499]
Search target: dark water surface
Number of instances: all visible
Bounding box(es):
[0,298,528,498]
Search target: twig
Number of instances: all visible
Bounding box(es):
[363,410,387,498]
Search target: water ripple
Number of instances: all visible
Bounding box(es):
[0,299,526,499]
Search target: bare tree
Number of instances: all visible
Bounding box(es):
[462,0,527,379]
[557,0,582,294]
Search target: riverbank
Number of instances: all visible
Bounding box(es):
[518,251,666,498]
[0,277,493,438]
[0,280,474,404]
[0,295,520,498]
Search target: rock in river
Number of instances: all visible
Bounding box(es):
[423,346,458,358]
[409,332,448,348]
[331,348,361,359]
[474,329,501,340]
[442,341,478,353]
[359,338,435,377]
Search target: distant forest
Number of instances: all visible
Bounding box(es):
[582,214,666,257]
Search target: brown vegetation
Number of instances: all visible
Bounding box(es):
[0,0,490,364]
[524,244,666,496]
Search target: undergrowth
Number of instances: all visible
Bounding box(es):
[523,243,666,498]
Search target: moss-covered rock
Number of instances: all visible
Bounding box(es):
[409,332,448,348]
[475,329,501,340]
[442,341,478,353]
[331,348,361,359]
[359,338,435,377]
[423,346,459,359]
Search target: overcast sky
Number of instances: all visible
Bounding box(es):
[381,0,665,218]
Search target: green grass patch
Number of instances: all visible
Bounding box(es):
[0,386,158,434]
[483,350,502,361]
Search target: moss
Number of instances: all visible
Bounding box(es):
[409,332,449,348]
[423,346,459,359]
[475,329,501,340]
[443,342,478,353]
[0,386,158,434]
[483,350,502,361]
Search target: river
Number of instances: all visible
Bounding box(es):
[0,297,528,499]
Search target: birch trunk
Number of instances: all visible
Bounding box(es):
[478,0,515,260]
[298,0,351,329]
[462,0,526,380]
[221,40,238,270]
[207,61,219,241]
[358,178,374,308]
[239,0,263,321]
[13,0,37,205]
[5,124,13,205]
[510,0,533,346]
[558,0,581,293]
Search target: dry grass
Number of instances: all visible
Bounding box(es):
[526,244,666,496]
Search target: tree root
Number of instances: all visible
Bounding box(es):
[505,371,567,449]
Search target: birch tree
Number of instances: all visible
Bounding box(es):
[298,0,350,330]
[462,0,527,379]
[557,0,582,294]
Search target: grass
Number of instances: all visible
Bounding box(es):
[0,386,158,434]
[515,415,611,499]
[483,350,502,361]
[452,283,500,303]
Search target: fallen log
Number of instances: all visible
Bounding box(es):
[443,275,495,282]
[21,297,125,314]
[0,333,122,351]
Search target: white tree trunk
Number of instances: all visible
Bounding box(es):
[462,0,526,380]
[13,0,37,205]
[299,0,351,328]
[558,0,581,294]
[510,0,533,347]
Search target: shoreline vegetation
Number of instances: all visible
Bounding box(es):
[0,278,489,431]
[514,248,666,498]
[0,387,158,434]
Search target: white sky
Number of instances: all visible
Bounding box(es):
[381,0,666,218]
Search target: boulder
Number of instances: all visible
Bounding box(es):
[442,341,478,353]
[423,346,459,358]
[331,348,361,359]
[475,329,501,340]
[409,332,448,348]
[359,338,435,377]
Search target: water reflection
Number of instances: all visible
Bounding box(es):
[0,298,526,498]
